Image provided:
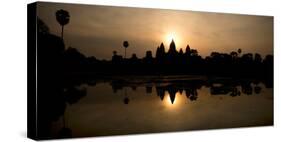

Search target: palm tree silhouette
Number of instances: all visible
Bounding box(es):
[56,9,70,40]
[123,41,129,58]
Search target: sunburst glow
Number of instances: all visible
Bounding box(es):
[165,32,176,43]
[164,91,184,109]
[164,32,182,50]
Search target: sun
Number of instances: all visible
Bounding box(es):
[164,32,181,49]
[166,32,177,43]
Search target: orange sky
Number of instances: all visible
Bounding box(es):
[38,2,273,60]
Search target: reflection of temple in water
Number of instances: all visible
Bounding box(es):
[156,85,198,104]
[109,79,264,104]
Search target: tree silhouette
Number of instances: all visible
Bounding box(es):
[254,53,262,64]
[56,9,70,40]
[123,41,129,58]
[238,48,242,57]
[37,18,49,34]
[230,51,238,58]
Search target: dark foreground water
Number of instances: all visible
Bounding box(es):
[48,76,273,138]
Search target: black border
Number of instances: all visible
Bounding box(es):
[27,2,37,140]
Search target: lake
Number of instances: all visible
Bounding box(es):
[48,76,273,138]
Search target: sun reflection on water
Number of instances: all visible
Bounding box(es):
[164,91,185,108]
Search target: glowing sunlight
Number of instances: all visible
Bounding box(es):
[164,32,181,49]
[164,91,184,109]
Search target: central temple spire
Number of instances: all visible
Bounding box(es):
[168,39,177,54]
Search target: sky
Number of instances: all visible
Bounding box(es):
[37,2,273,60]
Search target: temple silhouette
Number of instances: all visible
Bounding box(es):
[63,37,273,85]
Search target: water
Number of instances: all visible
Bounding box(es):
[49,77,273,138]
